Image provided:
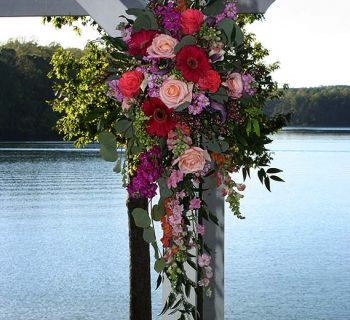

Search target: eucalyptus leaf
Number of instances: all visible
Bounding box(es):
[233,23,244,47]
[158,178,173,198]
[115,119,131,133]
[152,204,164,221]
[203,0,225,16]
[174,35,197,54]
[154,258,166,273]
[98,131,116,147]
[133,15,151,33]
[175,101,191,112]
[143,227,156,243]
[132,208,151,228]
[217,18,234,44]
[100,144,118,162]
[113,159,122,173]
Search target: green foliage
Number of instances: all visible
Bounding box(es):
[48,43,120,146]
[265,86,350,127]
[0,40,68,141]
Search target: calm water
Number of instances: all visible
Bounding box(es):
[0,132,349,320]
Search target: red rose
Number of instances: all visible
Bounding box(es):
[142,97,176,137]
[118,70,143,98]
[198,70,221,93]
[175,45,211,83]
[128,29,158,56]
[181,9,204,35]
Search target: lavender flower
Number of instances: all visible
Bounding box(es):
[107,80,124,102]
[189,93,210,115]
[242,73,257,96]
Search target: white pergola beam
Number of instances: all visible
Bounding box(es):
[0,0,275,36]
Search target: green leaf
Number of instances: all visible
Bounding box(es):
[246,120,252,136]
[154,258,166,273]
[209,87,228,104]
[143,227,156,243]
[270,175,285,182]
[152,242,160,260]
[217,18,234,44]
[106,37,128,51]
[174,35,197,54]
[175,101,191,112]
[132,208,151,228]
[203,0,225,16]
[98,131,115,146]
[152,204,164,221]
[125,8,147,16]
[253,119,261,136]
[133,15,151,33]
[233,23,244,47]
[258,168,265,184]
[113,159,122,173]
[265,177,271,192]
[115,119,131,133]
[267,168,283,174]
[158,178,173,198]
[100,144,118,162]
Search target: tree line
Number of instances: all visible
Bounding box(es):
[0,41,349,141]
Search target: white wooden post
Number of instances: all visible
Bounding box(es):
[0,1,276,318]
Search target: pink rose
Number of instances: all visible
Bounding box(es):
[160,79,193,109]
[181,9,204,35]
[147,34,179,59]
[223,72,243,99]
[173,146,211,174]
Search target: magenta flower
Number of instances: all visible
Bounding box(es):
[197,224,205,236]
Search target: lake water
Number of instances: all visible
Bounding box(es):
[0,131,350,320]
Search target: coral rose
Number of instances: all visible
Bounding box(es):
[181,9,204,35]
[118,70,144,98]
[160,79,193,109]
[173,147,211,174]
[223,72,243,99]
[128,29,158,56]
[198,70,221,93]
[147,34,179,59]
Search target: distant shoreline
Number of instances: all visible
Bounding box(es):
[1,127,350,146]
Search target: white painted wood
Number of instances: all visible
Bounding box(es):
[202,183,225,320]
[74,0,145,36]
[0,0,87,16]
[238,0,275,13]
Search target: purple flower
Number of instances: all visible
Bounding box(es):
[189,198,201,210]
[155,3,181,38]
[127,146,163,199]
[242,73,257,96]
[189,93,210,115]
[216,2,238,23]
[107,80,124,102]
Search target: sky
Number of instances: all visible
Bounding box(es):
[0,0,349,88]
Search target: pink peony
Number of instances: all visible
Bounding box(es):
[160,79,193,109]
[223,72,243,99]
[147,34,178,59]
[173,147,211,174]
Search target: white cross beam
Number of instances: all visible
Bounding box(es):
[0,0,276,318]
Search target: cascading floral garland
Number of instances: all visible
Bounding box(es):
[98,0,286,318]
